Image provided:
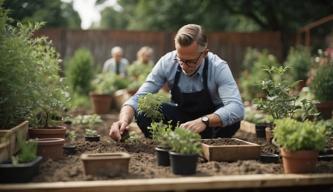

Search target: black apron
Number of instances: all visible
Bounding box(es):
[170,58,240,138]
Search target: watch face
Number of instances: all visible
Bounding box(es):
[202,116,208,122]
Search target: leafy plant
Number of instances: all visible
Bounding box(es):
[285,46,311,82]
[310,63,333,101]
[239,49,279,101]
[137,93,170,121]
[244,109,273,125]
[91,72,129,95]
[274,118,327,152]
[72,114,102,129]
[148,121,173,148]
[168,127,201,155]
[123,132,141,144]
[11,139,37,165]
[67,130,76,143]
[85,128,98,137]
[65,48,94,96]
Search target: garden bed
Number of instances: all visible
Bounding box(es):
[0,114,333,191]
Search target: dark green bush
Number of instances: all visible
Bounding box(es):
[285,46,311,82]
[65,48,94,96]
[311,63,333,101]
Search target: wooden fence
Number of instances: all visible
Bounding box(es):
[35,29,282,78]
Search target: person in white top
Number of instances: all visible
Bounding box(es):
[103,46,129,77]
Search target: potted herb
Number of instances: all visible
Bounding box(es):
[63,130,77,155]
[310,62,333,119]
[138,92,170,122]
[168,127,201,175]
[274,118,327,173]
[0,139,42,183]
[90,73,128,114]
[148,121,172,166]
[72,114,102,142]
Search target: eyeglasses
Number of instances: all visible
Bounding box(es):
[177,52,203,66]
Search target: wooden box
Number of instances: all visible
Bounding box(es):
[201,138,260,161]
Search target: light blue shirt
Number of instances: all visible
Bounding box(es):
[124,51,244,127]
[103,58,129,77]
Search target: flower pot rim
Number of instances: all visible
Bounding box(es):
[169,151,199,156]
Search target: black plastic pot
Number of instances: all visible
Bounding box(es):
[85,135,100,142]
[155,147,170,166]
[0,156,43,183]
[255,124,267,139]
[63,144,77,155]
[260,153,280,163]
[318,148,333,161]
[169,151,198,175]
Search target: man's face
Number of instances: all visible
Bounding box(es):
[175,42,205,76]
[113,52,122,63]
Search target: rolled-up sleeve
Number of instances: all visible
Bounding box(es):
[213,64,244,126]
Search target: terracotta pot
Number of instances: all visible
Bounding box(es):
[90,93,112,114]
[316,101,333,119]
[29,126,66,139]
[0,121,29,156]
[81,152,130,176]
[36,138,65,160]
[280,148,318,174]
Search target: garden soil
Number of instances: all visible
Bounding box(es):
[32,113,333,182]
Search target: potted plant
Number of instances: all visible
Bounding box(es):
[63,130,77,155]
[168,127,201,175]
[310,62,333,119]
[148,121,172,166]
[72,114,102,142]
[90,72,129,114]
[274,118,327,173]
[126,63,152,95]
[0,138,42,183]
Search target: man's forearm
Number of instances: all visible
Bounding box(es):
[206,113,223,127]
[119,105,135,124]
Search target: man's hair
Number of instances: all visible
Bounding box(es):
[174,24,207,51]
[111,46,123,56]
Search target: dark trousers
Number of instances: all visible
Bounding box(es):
[135,103,240,139]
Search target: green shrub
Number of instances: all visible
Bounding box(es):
[91,72,128,95]
[310,64,333,101]
[148,121,172,148]
[274,118,327,151]
[65,48,94,96]
[239,49,279,101]
[168,127,201,155]
[138,93,170,121]
[285,46,311,82]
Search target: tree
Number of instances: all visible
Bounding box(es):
[2,0,80,28]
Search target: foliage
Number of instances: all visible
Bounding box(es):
[168,127,201,155]
[126,63,152,91]
[148,121,173,148]
[316,119,333,137]
[239,49,279,101]
[123,132,141,144]
[12,139,37,164]
[72,114,102,129]
[285,46,311,82]
[65,48,94,96]
[91,72,129,95]
[85,128,98,137]
[0,6,69,129]
[138,93,170,122]
[67,130,76,143]
[244,107,273,124]
[311,63,333,101]
[274,118,327,152]
[3,0,80,28]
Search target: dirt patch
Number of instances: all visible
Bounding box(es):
[31,116,333,183]
[202,138,247,145]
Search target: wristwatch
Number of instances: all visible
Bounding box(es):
[201,116,209,128]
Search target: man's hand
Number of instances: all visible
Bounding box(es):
[180,118,206,133]
[109,120,130,141]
